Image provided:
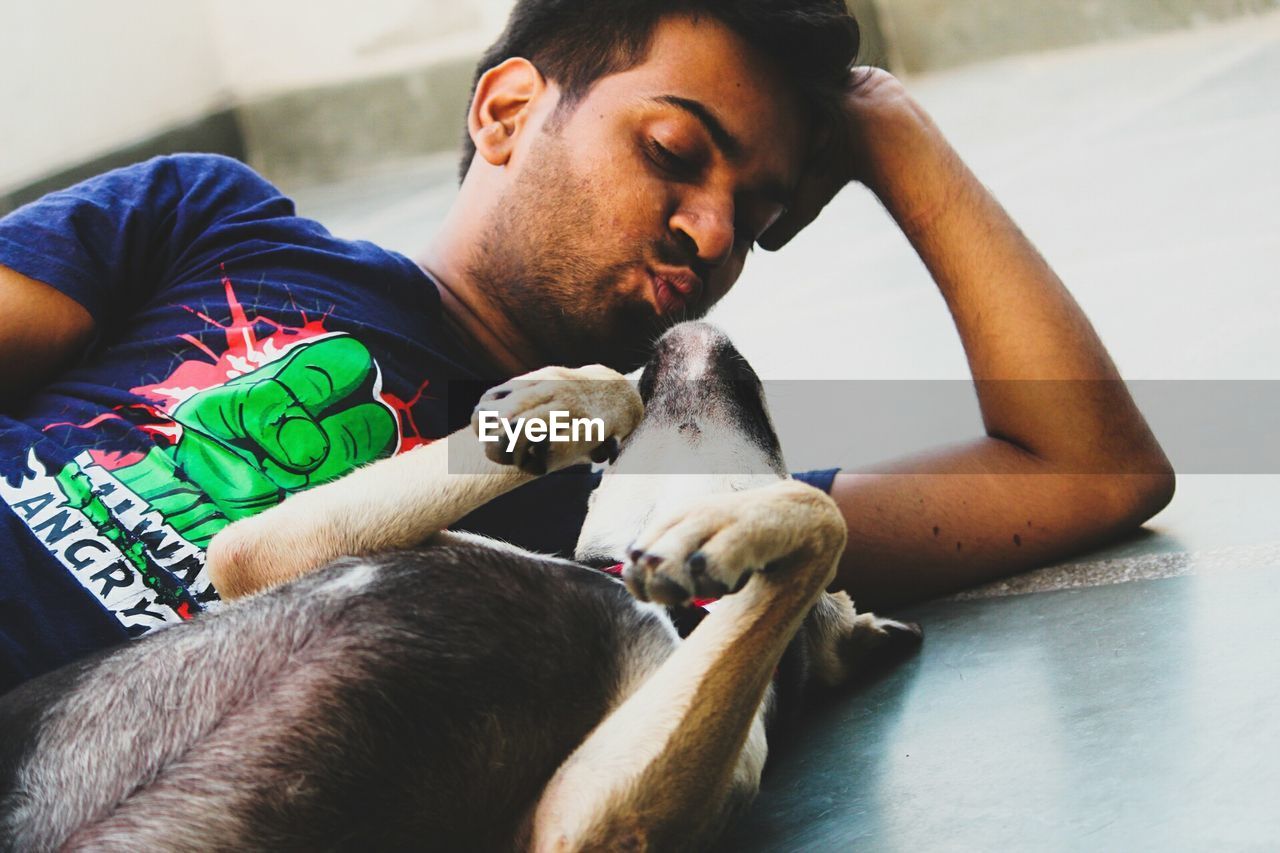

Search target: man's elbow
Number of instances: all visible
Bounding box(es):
[1103,454,1176,532]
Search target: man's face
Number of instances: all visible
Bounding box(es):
[469,14,809,372]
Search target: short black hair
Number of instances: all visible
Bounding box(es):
[458,0,860,180]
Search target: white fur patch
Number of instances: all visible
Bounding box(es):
[435,530,583,571]
[733,708,770,793]
[317,562,378,595]
[678,324,719,380]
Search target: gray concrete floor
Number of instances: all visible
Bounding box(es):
[722,565,1280,851]
[289,10,1280,597]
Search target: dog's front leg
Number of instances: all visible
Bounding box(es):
[528,480,847,852]
[206,365,641,598]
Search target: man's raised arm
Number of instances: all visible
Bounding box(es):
[0,264,94,404]
[762,69,1175,609]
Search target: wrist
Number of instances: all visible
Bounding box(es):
[843,74,966,235]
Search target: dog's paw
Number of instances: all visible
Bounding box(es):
[472,365,643,475]
[800,591,923,687]
[840,612,921,668]
[622,479,846,607]
[876,617,924,653]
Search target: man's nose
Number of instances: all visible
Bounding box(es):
[669,194,735,269]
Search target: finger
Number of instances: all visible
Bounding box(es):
[173,432,287,519]
[308,402,399,485]
[272,336,378,417]
[242,380,329,473]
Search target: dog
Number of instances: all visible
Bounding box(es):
[0,321,919,851]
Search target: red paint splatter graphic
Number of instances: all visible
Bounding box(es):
[133,268,334,414]
[384,378,435,452]
[48,267,435,467]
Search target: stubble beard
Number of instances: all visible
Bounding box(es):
[467,135,669,373]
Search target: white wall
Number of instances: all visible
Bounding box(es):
[205,0,513,97]
[0,0,515,193]
[1,1,229,191]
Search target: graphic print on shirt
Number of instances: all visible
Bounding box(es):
[0,271,435,637]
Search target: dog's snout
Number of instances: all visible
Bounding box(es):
[640,323,766,416]
[640,322,753,404]
[651,322,733,382]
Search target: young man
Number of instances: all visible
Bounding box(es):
[0,0,1173,692]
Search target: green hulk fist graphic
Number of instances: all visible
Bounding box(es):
[113,336,398,548]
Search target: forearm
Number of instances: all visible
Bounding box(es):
[829,445,1164,610]
[0,264,95,403]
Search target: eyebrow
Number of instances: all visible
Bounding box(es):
[650,94,794,208]
[653,94,743,159]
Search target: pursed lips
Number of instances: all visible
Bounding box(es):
[649,267,703,316]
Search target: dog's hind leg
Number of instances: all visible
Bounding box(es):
[527,479,847,852]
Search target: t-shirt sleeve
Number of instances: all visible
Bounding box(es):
[0,154,290,328]
[793,467,841,494]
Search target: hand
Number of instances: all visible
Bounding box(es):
[758,68,929,250]
[175,335,397,513]
[118,336,398,543]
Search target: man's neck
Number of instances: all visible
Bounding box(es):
[417,235,544,379]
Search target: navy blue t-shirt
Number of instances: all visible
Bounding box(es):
[0,154,837,692]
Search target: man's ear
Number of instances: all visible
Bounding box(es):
[468,58,548,167]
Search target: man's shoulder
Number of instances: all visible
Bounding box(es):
[146,152,269,183]
[144,153,285,207]
[9,154,292,232]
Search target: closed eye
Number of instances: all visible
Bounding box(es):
[646,139,697,179]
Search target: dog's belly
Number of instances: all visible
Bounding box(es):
[0,541,676,851]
